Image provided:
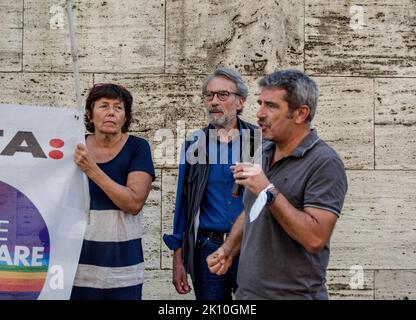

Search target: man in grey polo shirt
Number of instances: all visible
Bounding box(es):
[206,69,348,299]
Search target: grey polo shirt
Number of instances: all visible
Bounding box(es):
[235,129,348,300]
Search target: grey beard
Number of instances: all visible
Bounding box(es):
[207,113,234,128]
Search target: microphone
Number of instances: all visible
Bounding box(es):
[231,182,243,197]
[231,162,242,197]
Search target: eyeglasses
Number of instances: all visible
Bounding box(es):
[202,90,239,102]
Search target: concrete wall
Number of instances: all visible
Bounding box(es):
[0,0,415,299]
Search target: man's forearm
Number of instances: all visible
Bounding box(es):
[223,211,245,257]
[173,247,184,264]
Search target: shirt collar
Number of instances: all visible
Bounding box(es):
[263,128,320,163]
[290,128,320,158]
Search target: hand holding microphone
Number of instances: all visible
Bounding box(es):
[231,162,270,197]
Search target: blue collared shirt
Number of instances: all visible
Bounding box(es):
[199,138,244,232]
[163,125,245,251]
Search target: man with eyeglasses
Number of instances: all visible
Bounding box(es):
[163,67,259,300]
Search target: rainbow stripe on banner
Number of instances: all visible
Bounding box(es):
[0,265,48,300]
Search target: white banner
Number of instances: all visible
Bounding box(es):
[0,104,88,300]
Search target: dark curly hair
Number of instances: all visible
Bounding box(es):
[84,83,133,133]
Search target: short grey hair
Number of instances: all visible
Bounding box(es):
[202,67,248,115]
[259,69,318,122]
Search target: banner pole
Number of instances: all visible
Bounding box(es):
[66,1,90,219]
[66,0,83,112]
